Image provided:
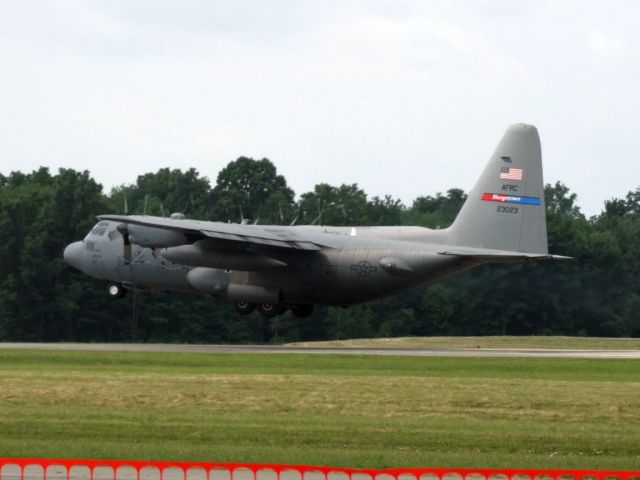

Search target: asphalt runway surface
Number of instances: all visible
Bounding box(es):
[0,342,639,358]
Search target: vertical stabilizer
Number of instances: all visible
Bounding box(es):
[448,124,548,254]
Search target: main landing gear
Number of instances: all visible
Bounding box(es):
[233,300,314,318]
[233,300,256,315]
[257,303,285,318]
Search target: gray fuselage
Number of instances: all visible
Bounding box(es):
[65,221,480,307]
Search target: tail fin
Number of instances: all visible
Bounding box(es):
[448,123,548,254]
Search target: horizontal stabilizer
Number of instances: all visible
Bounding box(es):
[438,249,571,263]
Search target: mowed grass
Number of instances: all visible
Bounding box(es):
[288,335,640,350]
[0,349,639,469]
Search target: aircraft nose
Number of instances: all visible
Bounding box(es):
[63,241,85,271]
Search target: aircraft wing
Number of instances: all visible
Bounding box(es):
[98,214,325,251]
[437,248,571,262]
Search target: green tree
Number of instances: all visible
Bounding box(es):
[367,195,404,226]
[108,168,212,218]
[0,168,108,341]
[404,188,467,228]
[211,157,295,224]
[299,183,369,226]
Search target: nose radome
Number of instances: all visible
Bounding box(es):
[63,241,85,271]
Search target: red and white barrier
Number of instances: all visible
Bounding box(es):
[1,458,639,480]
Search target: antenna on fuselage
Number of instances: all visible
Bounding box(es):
[182,196,191,216]
[290,203,301,226]
[239,205,251,225]
[311,199,325,225]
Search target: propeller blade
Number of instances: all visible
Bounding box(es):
[124,243,132,264]
[117,223,133,263]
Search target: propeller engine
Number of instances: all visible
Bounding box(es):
[111,192,190,263]
[114,223,189,263]
[126,224,189,249]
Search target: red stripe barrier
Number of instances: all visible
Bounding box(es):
[1,458,639,480]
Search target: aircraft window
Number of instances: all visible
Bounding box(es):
[90,222,108,236]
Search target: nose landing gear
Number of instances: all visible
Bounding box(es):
[107,283,127,299]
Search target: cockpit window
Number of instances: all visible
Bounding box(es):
[89,221,109,237]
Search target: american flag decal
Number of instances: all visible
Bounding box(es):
[499,167,523,180]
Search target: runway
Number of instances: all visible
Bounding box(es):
[0,342,639,358]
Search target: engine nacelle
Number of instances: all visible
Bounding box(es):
[161,240,287,270]
[186,268,279,304]
[186,267,230,295]
[127,225,188,248]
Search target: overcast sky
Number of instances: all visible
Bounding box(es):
[1,1,638,216]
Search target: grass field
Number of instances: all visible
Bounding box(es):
[288,335,640,350]
[0,348,639,470]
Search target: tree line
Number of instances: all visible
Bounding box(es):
[1,157,639,343]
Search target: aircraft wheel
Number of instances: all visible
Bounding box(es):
[233,300,256,315]
[257,303,284,318]
[107,283,126,299]
[291,304,314,318]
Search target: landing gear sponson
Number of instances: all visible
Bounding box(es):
[105,286,311,318]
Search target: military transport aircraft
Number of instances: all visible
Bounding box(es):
[64,124,566,318]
